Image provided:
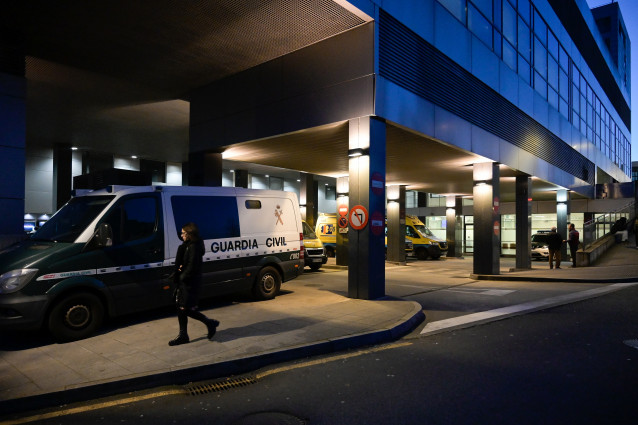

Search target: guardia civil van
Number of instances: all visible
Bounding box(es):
[0,186,304,341]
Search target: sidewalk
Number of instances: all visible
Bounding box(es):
[1,238,637,417]
[474,238,638,283]
[0,283,424,416]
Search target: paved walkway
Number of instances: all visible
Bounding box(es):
[1,237,637,417]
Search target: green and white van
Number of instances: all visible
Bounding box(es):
[0,186,304,341]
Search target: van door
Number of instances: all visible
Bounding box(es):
[84,193,171,314]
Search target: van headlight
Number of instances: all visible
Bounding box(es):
[0,269,38,294]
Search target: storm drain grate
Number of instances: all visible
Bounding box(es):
[185,376,258,395]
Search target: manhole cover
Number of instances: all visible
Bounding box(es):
[233,411,307,425]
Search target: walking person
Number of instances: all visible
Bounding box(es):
[169,222,219,346]
[567,223,580,268]
[547,227,563,269]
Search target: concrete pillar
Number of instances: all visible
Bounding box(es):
[234,169,249,188]
[336,176,349,266]
[0,70,26,242]
[473,162,500,275]
[299,173,318,228]
[387,185,406,264]
[188,150,222,186]
[557,189,569,259]
[515,175,532,269]
[347,117,385,300]
[53,143,73,210]
[446,195,463,257]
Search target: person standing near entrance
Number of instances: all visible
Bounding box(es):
[567,223,580,268]
[169,222,219,346]
[547,226,563,269]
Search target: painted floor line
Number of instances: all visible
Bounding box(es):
[420,281,638,336]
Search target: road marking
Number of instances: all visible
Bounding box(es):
[256,341,412,379]
[0,389,186,425]
[421,281,638,336]
[445,288,516,296]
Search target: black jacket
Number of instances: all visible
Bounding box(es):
[547,231,563,250]
[174,238,205,308]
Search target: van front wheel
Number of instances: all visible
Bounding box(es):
[253,266,281,300]
[48,292,104,342]
[416,248,429,261]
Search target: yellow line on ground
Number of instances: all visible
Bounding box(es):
[255,341,413,379]
[0,388,187,425]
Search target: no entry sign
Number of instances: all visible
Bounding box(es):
[370,211,384,236]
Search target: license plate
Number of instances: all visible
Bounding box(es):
[312,258,322,262]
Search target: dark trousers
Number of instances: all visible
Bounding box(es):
[548,248,561,268]
[177,306,210,333]
[569,244,578,266]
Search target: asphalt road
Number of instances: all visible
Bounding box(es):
[8,281,637,425]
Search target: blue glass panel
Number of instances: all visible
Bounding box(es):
[534,9,546,45]
[519,55,530,83]
[559,70,568,98]
[518,17,530,60]
[518,0,530,24]
[469,4,493,47]
[471,0,492,18]
[503,40,517,71]
[534,71,547,99]
[548,87,558,109]
[534,37,547,77]
[559,46,569,70]
[439,0,467,23]
[548,31,559,59]
[503,1,517,45]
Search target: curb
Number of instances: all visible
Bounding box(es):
[0,302,424,417]
[470,274,638,283]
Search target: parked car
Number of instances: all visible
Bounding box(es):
[531,231,551,260]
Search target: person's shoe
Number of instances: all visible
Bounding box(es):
[168,332,189,346]
[556,266,561,269]
[206,319,220,340]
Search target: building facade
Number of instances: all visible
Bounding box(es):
[0,0,632,297]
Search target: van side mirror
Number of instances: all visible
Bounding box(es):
[83,223,113,252]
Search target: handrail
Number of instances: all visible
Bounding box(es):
[582,200,635,249]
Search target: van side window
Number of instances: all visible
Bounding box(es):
[101,196,158,245]
[245,200,261,209]
[171,196,240,239]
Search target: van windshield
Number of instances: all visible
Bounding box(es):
[413,224,434,238]
[31,196,115,243]
[302,221,318,239]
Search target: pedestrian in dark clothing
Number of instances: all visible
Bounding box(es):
[547,227,563,269]
[567,223,580,267]
[169,222,219,346]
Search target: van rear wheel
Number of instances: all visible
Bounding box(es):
[253,266,281,300]
[48,292,104,342]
